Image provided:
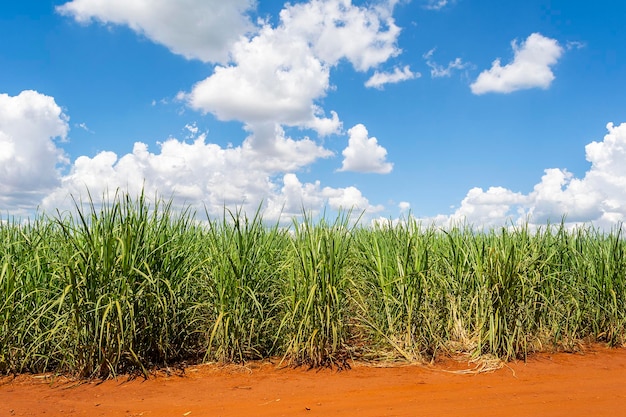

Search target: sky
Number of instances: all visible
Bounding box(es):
[1,0,626,228]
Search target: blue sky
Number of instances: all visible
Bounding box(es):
[1,0,625,228]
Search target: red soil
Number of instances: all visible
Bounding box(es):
[2,345,626,417]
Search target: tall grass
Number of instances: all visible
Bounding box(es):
[199,206,285,362]
[353,220,626,361]
[1,191,625,377]
[281,211,355,368]
[1,192,206,377]
[0,217,61,374]
[351,217,433,361]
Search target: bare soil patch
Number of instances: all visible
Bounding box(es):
[2,345,626,417]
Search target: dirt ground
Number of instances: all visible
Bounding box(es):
[2,345,626,417]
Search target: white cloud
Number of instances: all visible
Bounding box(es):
[56,0,255,63]
[526,122,626,226]
[339,124,393,174]
[54,0,402,213]
[399,201,411,212]
[6,1,406,222]
[425,122,626,230]
[365,65,419,89]
[0,91,69,215]
[423,48,468,78]
[76,122,93,133]
[265,173,383,219]
[40,124,380,222]
[281,0,401,72]
[566,41,586,50]
[183,123,198,137]
[242,123,334,172]
[424,0,449,11]
[446,186,528,228]
[470,33,564,95]
[5,1,408,223]
[184,0,402,134]
[55,0,403,151]
[526,168,604,224]
[185,24,338,133]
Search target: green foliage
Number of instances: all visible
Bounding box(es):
[352,219,626,361]
[281,210,355,368]
[351,217,433,361]
[0,191,205,377]
[199,206,286,362]
[1,190,626,377]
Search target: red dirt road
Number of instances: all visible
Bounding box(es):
[2,346,626,417]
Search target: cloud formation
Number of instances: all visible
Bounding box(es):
[13,92,623,230]
[423,48,468,78]
[9,1,617,232]
[424,0,449,11]
[365,65,419,89]
[428,122,626,229]
[41,124,381,220]
[184,25,338,134]
[265,173,382,219]
[339,124,393,174]
[57,0,255,63]
[284,0,401,71]
[184,0,401,135]
[0,91,69,214]
[470,33,563,94]
[41,0,403,221]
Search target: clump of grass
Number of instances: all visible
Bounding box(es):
[0,216,62,374]
[199,206,286,362]
[0,191,206,378]
[1,189,625,377]
[351,217,433,361]
[58,192,207,377]
[280,210,356,368]
[352,220,626,362]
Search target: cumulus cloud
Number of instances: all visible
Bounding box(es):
[8,1,408,222]
[45,0,404,221]
[423,48,468,78]
[280,0,401,72]
[242,123,334,172]
[339,124,393,174]
[41,124,381,221]
[185,25,339,133]
[184,0,402,134]
[56,0,255,63]
[56,0,401,200]
[265,173,383,219]
[470,33,564,95]
[0,91,69,214]
[365,65,419,89]
[425,122,626,230]
[445,186,528,228]
[526,122,626,226]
